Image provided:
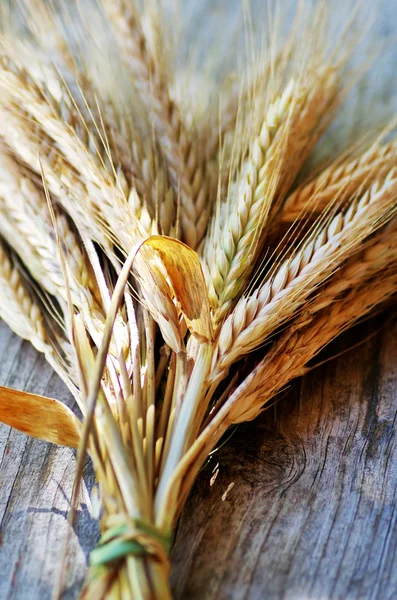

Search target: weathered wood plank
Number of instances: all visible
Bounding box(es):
[3,314,396,599]
[0,321,98,600]
[171,317,397,599]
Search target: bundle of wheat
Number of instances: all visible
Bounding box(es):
[0,1,396,598]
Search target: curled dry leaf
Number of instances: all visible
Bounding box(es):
[0,385,82,447]
[142,236,213,344]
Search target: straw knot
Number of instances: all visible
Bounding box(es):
[90,518,172,569]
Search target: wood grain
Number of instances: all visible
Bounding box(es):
[0,321,98,600]
[171,315,397,599]
[2,314,397,599]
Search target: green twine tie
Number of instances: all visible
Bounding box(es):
[90,519,172,567]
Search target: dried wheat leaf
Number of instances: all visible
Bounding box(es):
[143,236,213,343]
[0,385,82,447]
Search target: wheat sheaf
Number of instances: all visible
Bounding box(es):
[0,1,396,598]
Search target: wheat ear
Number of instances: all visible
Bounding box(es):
[64,79,176,235]
[0,57,156,248]
[0,55,112,170]
[279,139,397,224]
[0,238,76,391]
[11,34,175,234]
[202,66,339,322]
[0,150,101,308]
[130,139,176,236]
[210,168,397,383]
[228,272,397,424]
[0,240,51,355]
[302,220,397,316]
[0,99,152,258]
[201,79,296,315]
[100,0,212,248]
[0,101,112,248]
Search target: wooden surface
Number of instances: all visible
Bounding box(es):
[171,315,397,599]
[0,321,98,599]
[2,313,397,599]
[1,1,397,598]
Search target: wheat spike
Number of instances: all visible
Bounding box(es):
[0,150,101,308]
[0,54,111,170]
[228,272,397,424]
[279,139,397,224]
[0,238,56,356]
[0,98,152,257]
[201,80,296,314]
[0,101,113,247]
[100,0,212,248]
[302,221,397,316]
[210,168,397,383]
[130,139,176,236]
[8,32,176,233]
[0,102,97,237]
[202,66,339,322]
[0,56,156,249]
[136,256,186,355]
